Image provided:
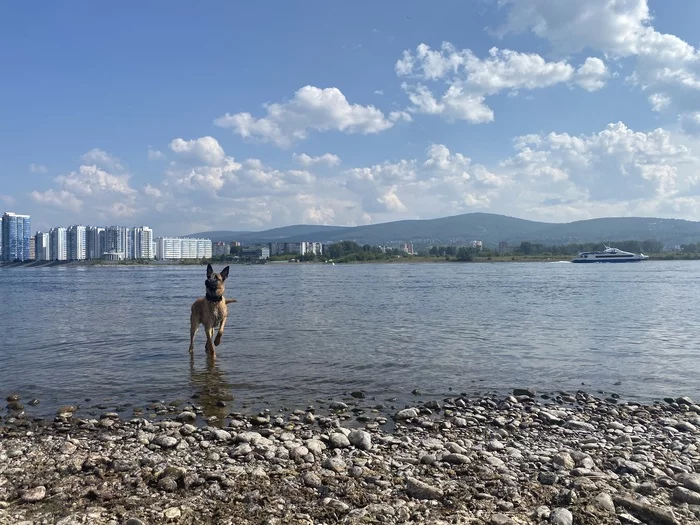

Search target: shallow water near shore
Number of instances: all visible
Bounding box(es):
[1,260,700,418]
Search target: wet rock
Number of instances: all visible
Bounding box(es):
[513,388,536,398]
[176,411,196,423]
[395,408,419,420]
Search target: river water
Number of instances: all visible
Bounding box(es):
[1,261,699,418]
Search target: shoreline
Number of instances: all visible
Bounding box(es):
[2,255,699,269]
[2,390,700,524]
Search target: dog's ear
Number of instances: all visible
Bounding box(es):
[206,263,213,277]
[220,266,230,281]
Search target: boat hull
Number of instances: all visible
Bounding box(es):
[571,258,645,263]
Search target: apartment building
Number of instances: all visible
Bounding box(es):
[155,237,212,260]
[1,212,31,261]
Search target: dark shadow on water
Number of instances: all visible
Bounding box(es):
[188,353,235,422]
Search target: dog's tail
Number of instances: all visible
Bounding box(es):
[225,298,238,304]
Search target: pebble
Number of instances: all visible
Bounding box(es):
[330,432,351,448]
[550,508,573,525]
[406,476,443,500]
[152,435,178,448]
[21,485,46,502]
[348,429,372,450]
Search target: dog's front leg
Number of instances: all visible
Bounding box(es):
[205,325,215,354]
[189,315,199,354]
[214,316,227,347]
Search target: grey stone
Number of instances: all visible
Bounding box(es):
[152,435,178,448]
[348,429,372,450]
[302,471,322,488]
[395,408,419,420]
[330,432,351,449]
[550,508,573,525]
[21,486,46,502]
[674,486,700,504]
[406,477,443,500]
[594,492,615,513]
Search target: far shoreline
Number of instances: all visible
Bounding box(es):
[1,253,700,268]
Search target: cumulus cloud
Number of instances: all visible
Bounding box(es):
[30,149,144,225]
[214,85,397,147]
[501,122,697,205]
[293,152,341,167]
[496,0,700,114]
[169,136,226,166]
[81,148,124,171]
[396,43,608,122]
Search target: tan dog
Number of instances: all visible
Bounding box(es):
[189,264,237,356]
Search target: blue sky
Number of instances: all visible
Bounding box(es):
[2,1,700,236]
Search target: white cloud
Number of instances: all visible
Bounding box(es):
[169,136,226,166]
[30,150,144,224]
[293,152,341,167]
[144,184,163,198]
[396,43,607,122]
[497,0,700,114]
[575,57,610,92]
[374,90,384,96]
[30,189,82,212]
[148,147,165,161]
[81,148,124,171]
[214,85,397,147]
[649,93,671,112]
[57,165,136,197]
[29,163,48,174]
[500,122,697,206]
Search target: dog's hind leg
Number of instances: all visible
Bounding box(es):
[214,316,227,347]
[189,314,199,354]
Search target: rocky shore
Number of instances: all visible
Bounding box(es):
[2,389,700,525]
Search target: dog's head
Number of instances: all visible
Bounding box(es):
[205,264,229,296]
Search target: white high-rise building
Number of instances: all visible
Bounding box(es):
[86,226,105,260]
[35,232,50,261]
[49,227,67,261]
[67,225,87,260]
[133,226,154,259]
[155,237,212,260]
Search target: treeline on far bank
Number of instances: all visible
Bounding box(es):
[207,238,700,265]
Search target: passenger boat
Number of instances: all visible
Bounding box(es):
[571,246,649,263]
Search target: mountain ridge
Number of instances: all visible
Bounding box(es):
[184,213,700,248]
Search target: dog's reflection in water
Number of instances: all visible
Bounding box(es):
[188,353,234,423]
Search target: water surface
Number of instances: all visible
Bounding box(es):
[1,261,699,418]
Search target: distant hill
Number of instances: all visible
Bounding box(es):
[185,224,348,244]
[184,213,700,248]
